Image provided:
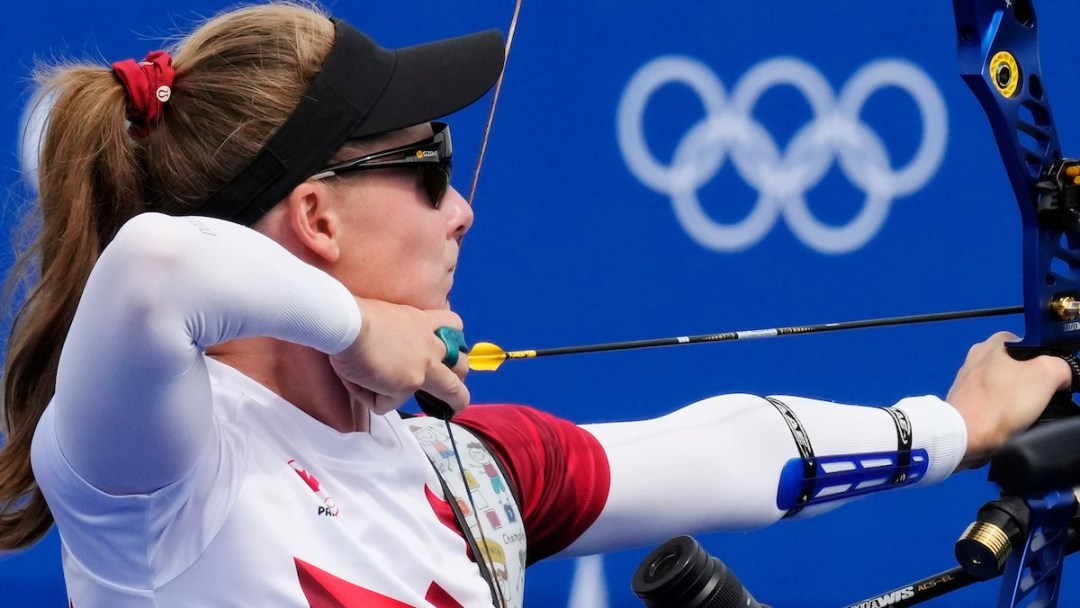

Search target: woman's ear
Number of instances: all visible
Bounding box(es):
[282,182,342,263]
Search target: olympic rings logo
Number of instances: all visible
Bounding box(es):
[616,56,948,254]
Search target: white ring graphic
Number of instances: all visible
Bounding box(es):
[617,56,948,254]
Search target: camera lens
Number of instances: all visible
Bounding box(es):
[632,535,762,608]
[644,549,683,583]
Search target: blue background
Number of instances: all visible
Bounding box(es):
[1,1,1078,606]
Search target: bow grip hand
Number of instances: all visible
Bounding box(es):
[1006,344,1080,423]
[948,333,1074,469]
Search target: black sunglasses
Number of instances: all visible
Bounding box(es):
[308,122,453,208]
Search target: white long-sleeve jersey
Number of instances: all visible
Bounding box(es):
[31,213,967,607]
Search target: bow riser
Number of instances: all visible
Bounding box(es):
[952,1,1080,352]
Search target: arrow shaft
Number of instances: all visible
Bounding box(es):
[508,306,1023,360]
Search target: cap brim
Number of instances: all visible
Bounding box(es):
[195,21,505,225]
[352,30,506,138]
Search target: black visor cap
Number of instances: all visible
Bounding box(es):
[194,19,505,226]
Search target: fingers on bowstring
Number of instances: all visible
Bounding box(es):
[423,363,471,414]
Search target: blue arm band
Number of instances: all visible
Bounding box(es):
[776,449,929,511]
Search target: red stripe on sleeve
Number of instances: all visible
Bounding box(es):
[454,404,611,563]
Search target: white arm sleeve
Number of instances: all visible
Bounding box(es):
[561,393,966,556]
[48,213,361,495]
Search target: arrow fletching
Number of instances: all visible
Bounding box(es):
[468,342,511,371]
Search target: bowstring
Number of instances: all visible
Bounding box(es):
[445,418,508,608]
[451,7,523,605]
[466,0,523,206]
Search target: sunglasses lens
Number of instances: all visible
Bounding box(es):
[422,166,451,208]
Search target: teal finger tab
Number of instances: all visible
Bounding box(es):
[435,327,468,367]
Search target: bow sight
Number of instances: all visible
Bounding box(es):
[1031,160,1080,324]
[1036,161,1080,238]
[1035,160,1080,322]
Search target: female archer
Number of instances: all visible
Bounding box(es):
[0,3,1068,606]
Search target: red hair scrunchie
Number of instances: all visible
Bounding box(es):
[111,51,176,139]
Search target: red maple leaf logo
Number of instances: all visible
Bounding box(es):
[295,558,463,608]
[289,459,321,492]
